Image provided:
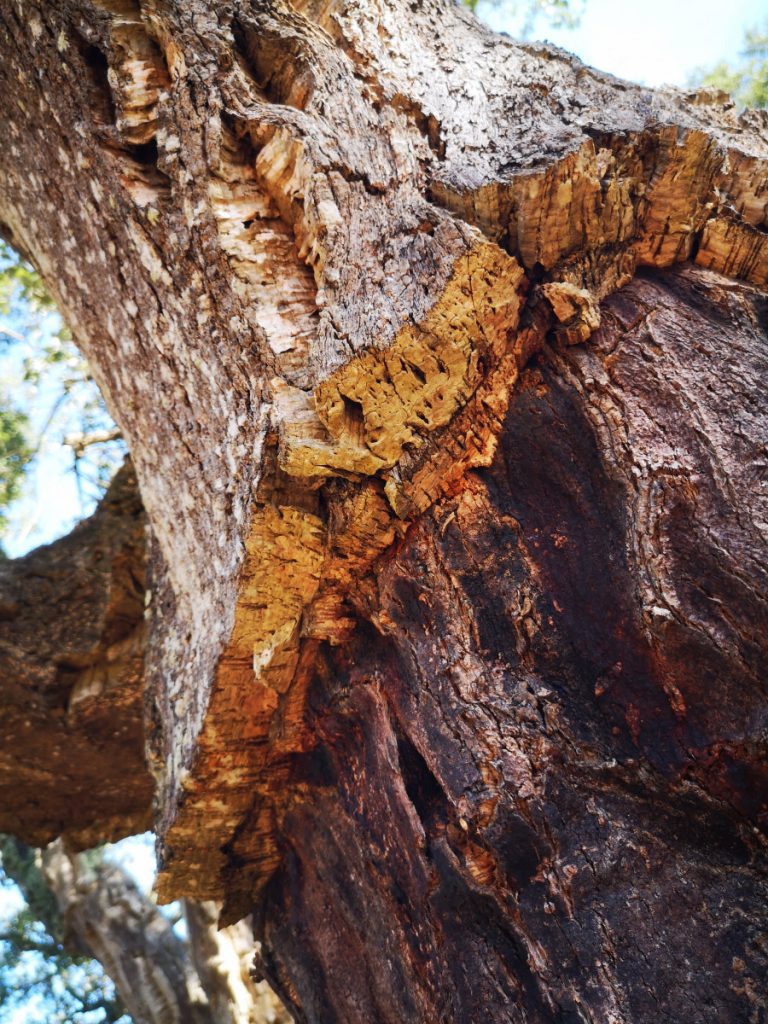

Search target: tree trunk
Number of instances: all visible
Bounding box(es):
[0,1,766,1021]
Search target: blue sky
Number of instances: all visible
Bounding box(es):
[481,0,765,87]
[0,305,124,559]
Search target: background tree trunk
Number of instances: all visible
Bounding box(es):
[184,900,292,1024]
[0,2,766,1022]
[42,839,216,1024]
[2,835,290,1024]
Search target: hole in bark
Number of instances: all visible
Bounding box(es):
[83,43,108,77]
[689,227,702,263]
[110,137,170,208]
[74,39,116,125]
[404,358,427,385]
[124,138,159,167]
[395,726,451,833]
[339,394,366,446]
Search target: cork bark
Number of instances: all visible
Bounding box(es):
[0,1,766,1021]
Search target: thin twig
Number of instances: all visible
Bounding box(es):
[63,427,122,459]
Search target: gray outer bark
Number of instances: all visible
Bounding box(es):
[0,1,766,1022]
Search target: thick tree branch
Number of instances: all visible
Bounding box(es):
[0,460,152,848]
[1,0,766,906]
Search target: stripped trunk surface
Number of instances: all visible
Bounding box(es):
[0,1,766,1021]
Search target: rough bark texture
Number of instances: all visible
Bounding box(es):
[1,1,767,1021]
[254,266,768,1023]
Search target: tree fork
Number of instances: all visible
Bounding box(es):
[0,1,766,1021]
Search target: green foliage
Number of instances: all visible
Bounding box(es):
[0,242,56,317]
[0,405,31,541]
[694,20,768,109]
[0,247,35,543]
[0,904,126,1024]
[0,839,62,941]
